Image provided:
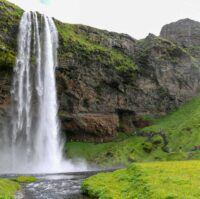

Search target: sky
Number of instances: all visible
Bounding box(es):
[8,0,200,39]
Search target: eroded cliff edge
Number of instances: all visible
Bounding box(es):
[1,0,200,142]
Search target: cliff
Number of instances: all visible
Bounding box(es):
[1,0,200,142]
[55,20,200,142]
[0,0,23,132]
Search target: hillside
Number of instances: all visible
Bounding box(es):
[144,94,200,153]
[65,94,200,166]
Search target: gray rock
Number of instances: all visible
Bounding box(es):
[160,18,200,48]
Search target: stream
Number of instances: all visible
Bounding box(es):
[2,171,104,199]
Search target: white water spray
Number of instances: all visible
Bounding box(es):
[0,11,87,173]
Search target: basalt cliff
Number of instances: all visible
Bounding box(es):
[1,0,200,142]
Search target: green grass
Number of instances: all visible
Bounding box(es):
[143,94,200,153]
[0,176,36,198]
[12,176,37,183]
[82,161,200,199]
[0,178,21,199]
[65,133,167,167]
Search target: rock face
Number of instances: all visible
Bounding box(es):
[1,1,200,142]
[160,18,200,48]
[61,114,119,142]
[0,0,22,131]
[56,26,200,141]
[160,18,200,62]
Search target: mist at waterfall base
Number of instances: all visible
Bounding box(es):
[0,12,88,174]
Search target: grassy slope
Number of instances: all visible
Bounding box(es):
[82,161,200,199]
[66,94,200,165]
[65,134,167,167]
[0,178,21,199]
[143,94,200,152]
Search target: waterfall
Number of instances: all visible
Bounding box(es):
[11,11,64,172]
[0,11,88,174]
[0,11,66,173]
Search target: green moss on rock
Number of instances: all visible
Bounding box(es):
[0,0,23,71]
[12,176,37,183]
[142,142,153,153]
[55,21,138,74]
[0,49,15,71]
[151,135,163,145]
[136,35,196,66]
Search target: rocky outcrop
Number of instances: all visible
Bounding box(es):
[160,18,200,62]
[160,18,200,48]
[1,1,200,142]
[61,114,118,142]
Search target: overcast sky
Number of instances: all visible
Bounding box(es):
[8,0,200,39]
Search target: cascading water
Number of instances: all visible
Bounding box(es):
[11,11,63,172]
[0,11,87,173]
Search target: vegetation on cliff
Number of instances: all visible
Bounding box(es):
[82,161,200,199]
[136,35,197,65]
[0,0,23,71]
[56,21,138,74]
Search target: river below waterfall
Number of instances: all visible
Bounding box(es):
[1,167,120,198]
[2,170,108,199]
[19,172,91,199]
